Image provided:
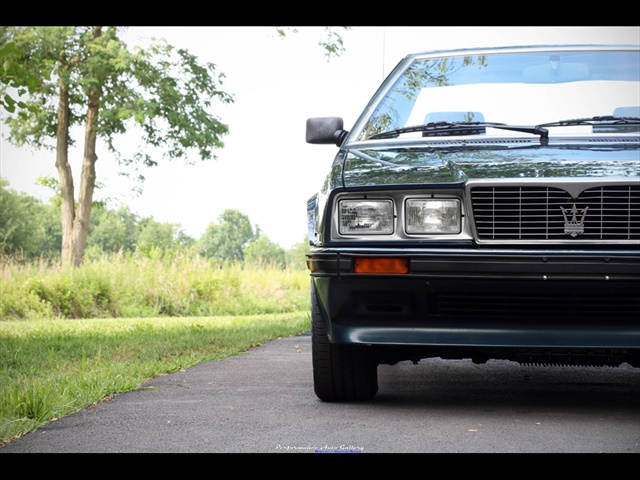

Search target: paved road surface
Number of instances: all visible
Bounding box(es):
[1,332,638,454]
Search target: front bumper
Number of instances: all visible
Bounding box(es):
[307,248,640,352]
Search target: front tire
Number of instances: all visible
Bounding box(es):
[311,280,378,402]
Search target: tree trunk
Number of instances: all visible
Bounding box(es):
[70,26,103,267]
[58,26,103,267]
[72,91,100,267]
[56,73,75,267]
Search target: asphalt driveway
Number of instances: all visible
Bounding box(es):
[1,332,638,454]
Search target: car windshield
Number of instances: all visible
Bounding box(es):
[353,47,640,141]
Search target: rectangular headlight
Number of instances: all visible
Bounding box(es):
[339,199,394,235]
[405,198,461,234]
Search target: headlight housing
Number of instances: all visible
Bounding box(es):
[331,192,468,241]
[339,199,394,235]
[405,198,461,234]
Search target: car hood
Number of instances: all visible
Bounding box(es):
[341,145,640,187]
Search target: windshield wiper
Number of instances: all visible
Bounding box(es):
[368,116,640,144]
[369,121,550,143]
[537,115,640,128]
[368,121,508,140]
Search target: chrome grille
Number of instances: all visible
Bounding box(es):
[470,184,640,242]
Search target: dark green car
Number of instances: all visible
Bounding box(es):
[305,44,640,402]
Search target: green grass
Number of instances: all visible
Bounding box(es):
[0,250,312,445]
[1,249,310,319]
[0,312,311,445]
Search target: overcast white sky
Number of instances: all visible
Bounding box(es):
[1,26,638,249]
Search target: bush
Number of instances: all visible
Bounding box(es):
[0,249,310,320]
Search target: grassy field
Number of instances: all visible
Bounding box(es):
[0,251,311,445]
[1,248,310,320]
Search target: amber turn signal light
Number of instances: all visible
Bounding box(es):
[306,257,316,272]
[353,257,409,274]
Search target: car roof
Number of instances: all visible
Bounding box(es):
[405,44,640,59]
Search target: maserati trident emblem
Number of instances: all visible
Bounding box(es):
[560,204,588,237]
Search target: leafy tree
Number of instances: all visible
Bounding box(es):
[0,37,46,112]
[243,235,286,268]
[0,26,234,267]
[0,178,61,259]
[286,237,311,270]
[173,228,196,249]
[276,27,349,60]
[33,201,63,259]
[1,26,349,267]
[198,208,256,262]
[87,204,139,254]
[137,217,193,254]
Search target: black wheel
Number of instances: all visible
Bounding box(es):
[311,280,378,402]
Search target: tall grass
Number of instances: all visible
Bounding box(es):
[0,248,310,320]
[0,249,312,445]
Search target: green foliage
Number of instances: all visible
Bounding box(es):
[0,285,54,320]
[1,26,234,161]
[286,237,311,270]
[1,177,304,266]
[22,266,117,319]
[1,26,346,265]
[0,248,310,320]
[0,31,52,113]
[317,27,350,61]
[198,208,256,262]
[0,178,61,259]
[35,176,61,207]
[0,26,236,266]
[0,312,311,444]
[85,204,197,258]
[243,235,286,268]
[87,205,140,254]
[137,218,192,254]
[275,26,350,60]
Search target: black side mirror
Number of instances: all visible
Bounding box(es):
[306,117,349,146]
